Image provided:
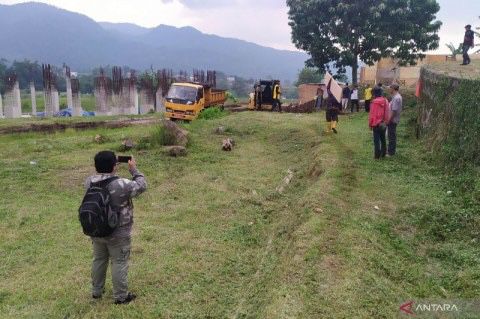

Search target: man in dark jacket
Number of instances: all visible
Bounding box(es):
[341,83,351,111]
[462,24,475,65]
[85,151,147,304]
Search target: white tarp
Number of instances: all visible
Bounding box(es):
[324,72,342,103]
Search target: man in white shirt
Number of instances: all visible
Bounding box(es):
[341,83,351,111]
[387,84,403,156]
[350,86,359,112]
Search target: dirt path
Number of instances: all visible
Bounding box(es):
[0,117,161,134]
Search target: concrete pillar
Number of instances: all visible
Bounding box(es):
[111,66,123,116]
[156,88,165,113]
[30,81,37,116]
[71,78,82,117]
[66,77,73,109]
[111,93,122,115]
[134,89,139,115]
[64,66,73,109]
[43,64,59,117]
[130,74,138,115]
[120,82,129,115]
[94,75,112,116]
[52,89,60,113]
[4,80,22,118]
[139,88,155,114]
[44,90,53,117]
[120,73,138,115]
[44,89,60,116]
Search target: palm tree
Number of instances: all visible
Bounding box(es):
[446,42,463,60]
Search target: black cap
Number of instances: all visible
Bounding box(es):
[465,24,472,28]
[389,83,400,91]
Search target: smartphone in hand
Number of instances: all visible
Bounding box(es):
[117,155,132,163]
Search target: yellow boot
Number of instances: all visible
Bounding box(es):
[331,121,338,134]
[325,121,332,133]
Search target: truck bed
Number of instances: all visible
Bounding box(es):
[206,89,227,107]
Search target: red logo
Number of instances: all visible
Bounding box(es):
[400,301,415,315]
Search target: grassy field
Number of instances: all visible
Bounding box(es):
[0,109,479,318]
[20,92,96,113]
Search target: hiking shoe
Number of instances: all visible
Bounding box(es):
[114,292,137,305]
[92,289,105,299]
[332,128,338,134]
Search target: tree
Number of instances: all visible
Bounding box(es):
[287,0,442,84]
[446,43,463,57]
[295,67,324,86]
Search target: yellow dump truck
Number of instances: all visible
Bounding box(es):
[165,82,227,121]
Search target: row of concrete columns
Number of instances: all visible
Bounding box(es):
[94,69,165,116]
[0,66,168,119]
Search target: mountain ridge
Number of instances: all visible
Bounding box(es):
[0,2,307,80]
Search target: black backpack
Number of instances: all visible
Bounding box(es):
[79,176,119,237]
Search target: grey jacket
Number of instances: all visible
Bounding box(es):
[84,168,147,238]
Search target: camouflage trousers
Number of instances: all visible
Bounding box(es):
[91,236,131,301]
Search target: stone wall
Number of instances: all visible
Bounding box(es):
[418,65,480,166]
[298,83,324,105]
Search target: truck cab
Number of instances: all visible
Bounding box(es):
[165,83,226,121]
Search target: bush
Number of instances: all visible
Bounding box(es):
[198,107,226,120]
[151,124,178,146]
[226,91,238,103]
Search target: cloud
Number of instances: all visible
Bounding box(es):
[162,0,279,9]
[165,0,231,9]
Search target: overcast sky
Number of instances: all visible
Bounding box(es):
[0,0,479,53]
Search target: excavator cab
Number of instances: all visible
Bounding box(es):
[248,80,279,110]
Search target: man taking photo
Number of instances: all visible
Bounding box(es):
[80,151,147,304]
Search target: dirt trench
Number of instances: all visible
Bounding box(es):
[0,117,161,135]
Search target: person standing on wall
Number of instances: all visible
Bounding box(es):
[461,24,475,66]
[341,83,351,111]
[272,80,282,112]
[368,87,390,159]
[350,85,359,113]
[387,84,403,156]
[364,84,373,113]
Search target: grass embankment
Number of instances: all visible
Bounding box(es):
[0,109,478,318]
[425,60,480,79]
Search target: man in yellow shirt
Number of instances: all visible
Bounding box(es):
[272,80,282,112]
[364,84,373,113]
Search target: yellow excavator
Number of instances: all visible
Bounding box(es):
[248,80,281,111]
